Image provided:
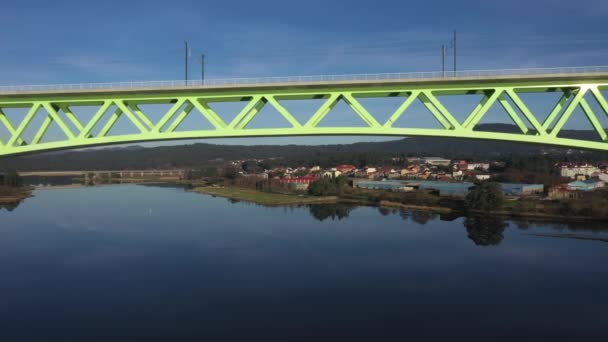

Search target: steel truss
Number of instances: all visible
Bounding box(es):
[1,78,607,156]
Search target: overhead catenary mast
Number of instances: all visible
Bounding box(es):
[442,45,447,77]
[453,30,457,76]
[200,54,206,83]
[184,41,191,85]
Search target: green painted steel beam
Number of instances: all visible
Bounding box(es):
[384,91,419,128]
[266,96,302,128]
[498,95,529,134]
[165,102,195,133]
[1,77,608,157]
[579,97,607,141]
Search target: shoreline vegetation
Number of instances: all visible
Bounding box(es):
[188,184,608,223]
[7,176,607,223]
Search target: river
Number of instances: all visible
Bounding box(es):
[1,184,607,340]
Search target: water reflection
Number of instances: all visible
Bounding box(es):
[21,175,77,187]
[0,201,22,212]
[309,204,354,221]
[4,184,608,249]
[1,185,607,339]
[512,219,608,233]
[398,210,440,226]
[463,216,508,246]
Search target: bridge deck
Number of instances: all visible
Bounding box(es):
[1,68,608,98]
[19,170,186,176]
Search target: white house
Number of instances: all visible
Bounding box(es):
[421,157,451,166]
[467,163,490,171]
[560,165,600,179]
[598,173,608,183]
[322,170,343,178]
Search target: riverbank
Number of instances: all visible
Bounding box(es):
[380,197,608,222]
[192,186,339,206]
[378,200,454,214]
[190,185,608,223]
[466,207,608,222]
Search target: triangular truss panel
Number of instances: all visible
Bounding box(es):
[1,79,608,155]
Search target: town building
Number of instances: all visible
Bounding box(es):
[467,163,490,171]
[501,183,544,196]
[475,174,491,181]
[548,185,583,200]
[421,157,452,166]
[417,181,474,197]
[387,171,402,179]
[335,164,357,173]
[567,179,605,191]
[598,173,608,183]
[354,179,416,192]
[322,170,343,178]
[452,160,468,171]
[354,179,544,197]
[279,176,320,191]
[419,181,543,197]
[559,164,600,179]
[401,165,419,176]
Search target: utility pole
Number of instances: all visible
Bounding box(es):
[453,30,457,76]
[442,45,447,77]
[200,54,206,83]
[184,41,189,85]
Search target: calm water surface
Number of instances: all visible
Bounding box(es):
[1,185,607,341]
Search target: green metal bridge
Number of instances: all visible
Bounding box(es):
[1,66,608,157]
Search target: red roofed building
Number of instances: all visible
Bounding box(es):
[280,176,320,184]
[335,164,357,173]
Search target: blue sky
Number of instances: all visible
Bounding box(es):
[1,0,607,146]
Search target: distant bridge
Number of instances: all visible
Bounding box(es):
[1,66,608,156]
[19,170,185,177]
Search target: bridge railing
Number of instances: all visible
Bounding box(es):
[1,66,608,94]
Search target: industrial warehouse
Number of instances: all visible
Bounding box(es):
[354,180,544,197]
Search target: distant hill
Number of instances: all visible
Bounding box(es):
[1,124,607,171]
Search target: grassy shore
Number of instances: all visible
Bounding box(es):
[188,184,607,222]
[192,186,339,206]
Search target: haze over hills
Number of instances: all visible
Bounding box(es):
[1,124,607,171]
